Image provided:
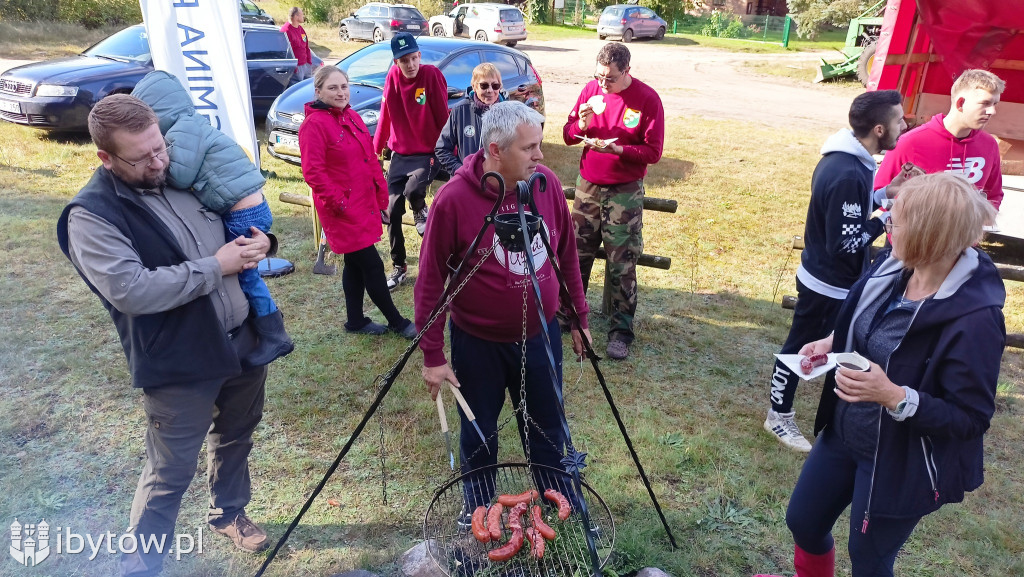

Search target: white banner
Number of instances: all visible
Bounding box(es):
[138,0,259,167]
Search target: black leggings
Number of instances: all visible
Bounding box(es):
[342,245,407,330]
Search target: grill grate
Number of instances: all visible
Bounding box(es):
[424,463,614,577]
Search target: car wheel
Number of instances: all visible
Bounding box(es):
[373,27,385,43]
[622,28,633,43]
[432,23,446,36]
[655,27,665,40]
[475,30,488,42]
[339,25,350,42]
[505,40,517,47]
[599,34,607,40]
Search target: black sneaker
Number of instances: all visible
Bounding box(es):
[456,508,473,532]
[345,321,388,335]
[387,265,408,291]
[390,320,418,340]
[414,207,428,237]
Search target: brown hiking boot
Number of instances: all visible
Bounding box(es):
[210,514,269,552]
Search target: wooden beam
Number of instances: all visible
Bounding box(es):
[562,187,679,213]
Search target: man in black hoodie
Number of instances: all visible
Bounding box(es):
[764,90,910,452]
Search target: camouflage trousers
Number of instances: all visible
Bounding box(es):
[573,176,644,343]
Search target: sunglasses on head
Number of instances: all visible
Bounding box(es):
[478,82,501,91]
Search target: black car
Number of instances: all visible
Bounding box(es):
[339,2,428,43]
[0,23,322,132]
[239,0,275,25]
[265,37,545,166]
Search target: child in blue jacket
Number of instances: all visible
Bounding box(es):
[132,71,293,366]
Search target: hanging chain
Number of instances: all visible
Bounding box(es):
[518,280,532,467]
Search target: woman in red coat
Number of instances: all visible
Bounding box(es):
[299,65,416,337]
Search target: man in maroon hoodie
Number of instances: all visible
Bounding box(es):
[374,32,449,290]
[875,69,1005,210]
[281,7,313,82]
[415,101,592,513]
[563,42,664,360]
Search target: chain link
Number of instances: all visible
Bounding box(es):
[518,281,532,466]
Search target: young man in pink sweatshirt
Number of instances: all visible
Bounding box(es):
[563,42,664,360]
[373,32,449,290]
[875,69,1005,210]
[415,101,592,514]
[281,7,313,82]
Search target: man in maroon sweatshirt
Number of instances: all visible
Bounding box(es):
[415,101,591,513]
[281,7,313,82]
[373,32,449,290]
[563,42,664,360]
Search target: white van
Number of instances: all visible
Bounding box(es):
[429,3,527,47]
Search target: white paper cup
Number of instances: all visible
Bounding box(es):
[835,352,870,372]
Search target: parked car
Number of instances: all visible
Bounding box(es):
[0,23,322,132]
[239,0,275,25]
[597,4,667,42]
[429,3,527,47]
[339,2,428,43]
[265,37,543,166]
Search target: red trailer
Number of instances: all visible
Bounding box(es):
[865,0,1024,166]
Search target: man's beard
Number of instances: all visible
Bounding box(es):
[880,127,899,152]
[113,164,168,191]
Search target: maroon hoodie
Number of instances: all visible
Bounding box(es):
[373,64,449,156]
[875,113,1003,209]
[414,150,590,367]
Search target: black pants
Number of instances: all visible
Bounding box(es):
[770,278,844,413]
[386,152,433,267]
[787,427,921,577]
[450,318,572,509]
[342,245,407,330]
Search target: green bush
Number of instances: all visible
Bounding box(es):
[0,0,59,21]
[699,10,748,39]
[57,0,140,28]
[0,0,140,27]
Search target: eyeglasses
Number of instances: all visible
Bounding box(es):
[112,142,173,169]
[884,219,899,234]
[593,73,622,85]
[478,82,501,91]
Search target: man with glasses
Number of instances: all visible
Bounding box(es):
[57,94,274,576]
[562,42,664,360]
[762,90,908,453]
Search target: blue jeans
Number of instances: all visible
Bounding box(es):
[786,427,921,577]
[223,200,276,317]
[450,318,574,509]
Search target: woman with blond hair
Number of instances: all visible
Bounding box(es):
[757,172,1005,577]
[434,62,506,176]
[299,65,416,338]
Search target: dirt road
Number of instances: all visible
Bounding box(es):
[514,38,860,133]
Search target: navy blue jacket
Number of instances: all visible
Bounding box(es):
[434,91,504,176]
[815,248,1005,520]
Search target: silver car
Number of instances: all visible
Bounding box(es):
[597,5,667,42]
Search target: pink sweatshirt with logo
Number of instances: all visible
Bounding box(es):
[373,64,449,156]
[875,113,1003,209]
[414,151,590,368]
[563,77,664,186]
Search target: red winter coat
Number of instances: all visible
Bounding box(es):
[299,101,388,254]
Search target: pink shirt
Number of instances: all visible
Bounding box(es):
[280,23,312,66]
[414,151,590,367]
[373,64,449,156]
[563,78,665,185]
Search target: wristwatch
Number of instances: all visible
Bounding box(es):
[893,398,908,415]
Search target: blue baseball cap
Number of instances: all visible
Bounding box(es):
[391,32,419,59]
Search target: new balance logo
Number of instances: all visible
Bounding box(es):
[946,157,986,184]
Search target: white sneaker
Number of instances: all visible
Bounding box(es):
[764,410,812,452]
[414,207,428,236]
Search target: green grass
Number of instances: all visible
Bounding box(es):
[0,20,123,58]
[1,105,1022,576]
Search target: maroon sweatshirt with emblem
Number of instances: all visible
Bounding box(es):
[563,77,664,186]
[373,64,448,156]
[414,150,590,368]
